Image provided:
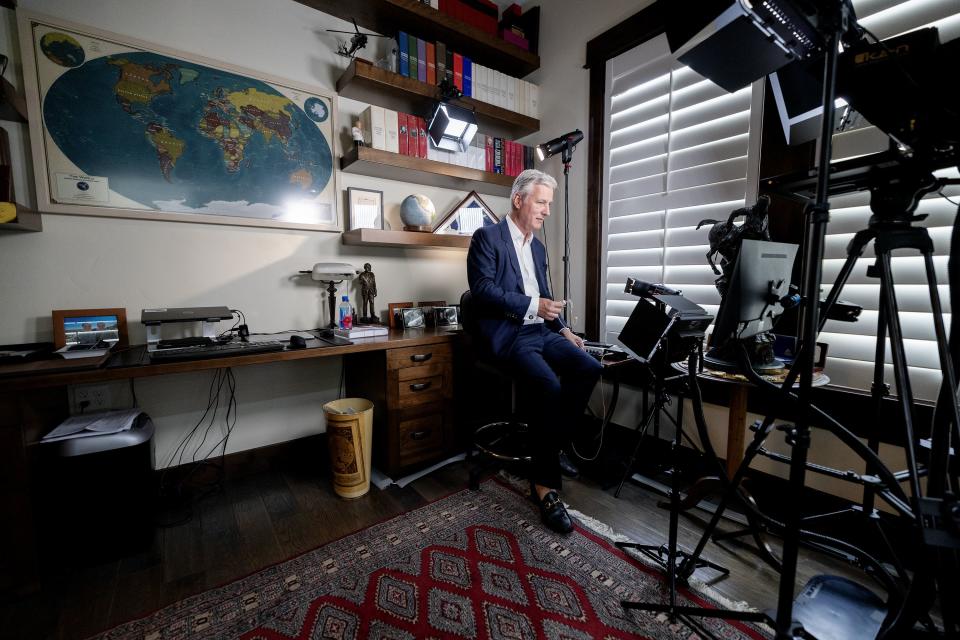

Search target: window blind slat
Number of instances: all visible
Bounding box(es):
[608,211,663,234]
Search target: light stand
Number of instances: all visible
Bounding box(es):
[536,129,583,323]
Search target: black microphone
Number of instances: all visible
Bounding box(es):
[624,277,681,298]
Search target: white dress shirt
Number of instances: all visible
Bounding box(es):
[506,215,543,325]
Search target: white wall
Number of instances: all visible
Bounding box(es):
[0,0,507,468]
[520,0,644,331]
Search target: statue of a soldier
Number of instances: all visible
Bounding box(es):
[357,263,378,323]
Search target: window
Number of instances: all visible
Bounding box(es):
[820,0,960,400]
[598,2,959,402]
[600,34,763,342]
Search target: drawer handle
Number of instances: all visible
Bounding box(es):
[410,381,432,392]
[410,430,432,441]
[410,353,432,363]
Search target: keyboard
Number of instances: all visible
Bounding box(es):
[149,340,286,362]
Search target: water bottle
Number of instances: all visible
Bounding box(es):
[338,295,353,330]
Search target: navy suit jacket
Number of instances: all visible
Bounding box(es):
[467,218,566,359]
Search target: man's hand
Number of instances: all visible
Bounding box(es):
[561,327,585,350]
[538,298,566,321]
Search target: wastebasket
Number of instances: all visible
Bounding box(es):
[36,413,155,564]
[323,398,374,499]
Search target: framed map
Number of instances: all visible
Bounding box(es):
[18,12,339,231]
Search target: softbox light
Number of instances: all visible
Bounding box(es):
[665,0,822,93]
[427,102,478,153]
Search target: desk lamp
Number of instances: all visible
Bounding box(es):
[309,263,357,328]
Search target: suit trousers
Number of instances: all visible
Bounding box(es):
[504,324,603,489]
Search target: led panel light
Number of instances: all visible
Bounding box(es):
[427,103,478,152]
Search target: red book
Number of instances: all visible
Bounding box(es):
[425,42,436,85]
[407,113,419,157]
[453,53,463,91]
[398,112,408,156]
[510,140,518,176]
[485,135,493,172]
[418,117,428,158]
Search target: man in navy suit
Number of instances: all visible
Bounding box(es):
[467,169,602,534]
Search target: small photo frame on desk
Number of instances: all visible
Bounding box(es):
[52,308,128,349]
[347,187,384,230]
[388,302,413,329]
[401,307,426,329]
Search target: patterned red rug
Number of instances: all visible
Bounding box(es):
[91,479,768,639]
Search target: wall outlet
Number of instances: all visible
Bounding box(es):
[72,383,112,414]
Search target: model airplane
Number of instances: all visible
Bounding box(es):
[327,18,393,59]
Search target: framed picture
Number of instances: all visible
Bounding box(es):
[435,306,459,326]
[388,302,413,329]
[433,191,499,235]
[52,308,128,349]
[18,12,338,232]
[347,187,384,230]
[401,307,426,329]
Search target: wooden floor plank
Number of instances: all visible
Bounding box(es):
[0,459,906,640]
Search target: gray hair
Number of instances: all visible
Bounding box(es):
[510,169,557,207]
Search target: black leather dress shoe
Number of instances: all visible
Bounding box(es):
[538,490,574,534]
[559,450,580,479]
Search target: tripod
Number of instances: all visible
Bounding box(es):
[673,168,960,636]
[618,349,767,626]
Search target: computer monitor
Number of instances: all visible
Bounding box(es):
[710,239,798,347]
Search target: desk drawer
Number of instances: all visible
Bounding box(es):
[388,343,452,370]
[398,412,444,463]
[396,373,445,408]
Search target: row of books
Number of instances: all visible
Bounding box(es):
[359,105,533,176]
[415,0,499,36]
[396,31,539,118]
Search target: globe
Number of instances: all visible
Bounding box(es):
[400,194,436,230]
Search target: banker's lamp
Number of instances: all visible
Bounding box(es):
[535,129,583,323]
[427,102,478,153]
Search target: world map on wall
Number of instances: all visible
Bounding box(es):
[40,38,334,222]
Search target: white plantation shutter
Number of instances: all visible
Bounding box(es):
[820,0,960,400]
[601,35,762,342]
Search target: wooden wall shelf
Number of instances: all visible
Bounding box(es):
[295,0,539,76]
[342,227,470,249]
[341,146,512,196]
[0,206,42,232]
[337,59,539,140]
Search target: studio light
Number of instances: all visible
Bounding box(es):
[534,128,583,323]
[427,102,478,152]
[535,129,583,162]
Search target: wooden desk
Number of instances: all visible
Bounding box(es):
[0,329,460,594]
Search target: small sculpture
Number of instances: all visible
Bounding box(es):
[352,119,365,147]
[697,196,779,369]
[357,263,379,323]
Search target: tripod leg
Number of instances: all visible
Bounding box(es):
[614,396,658,498]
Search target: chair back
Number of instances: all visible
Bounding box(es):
[459,290,479,337]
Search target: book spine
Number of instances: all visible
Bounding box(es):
[445,48,454,84]
[425,41,436,85]
[418,117,428,158]
[494,137,502,174]
[371,105,386,150]
[436,41,446,84]
[398,32,409,78]
[408,112,420,157]
[417,38,427,82]
[398,112,408,156]
[383,108,399,154]
[408,35,419,80]
[360,106,374,147]
[485,135,493,172]
[453,53,463,91]
[462,56,472,97]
